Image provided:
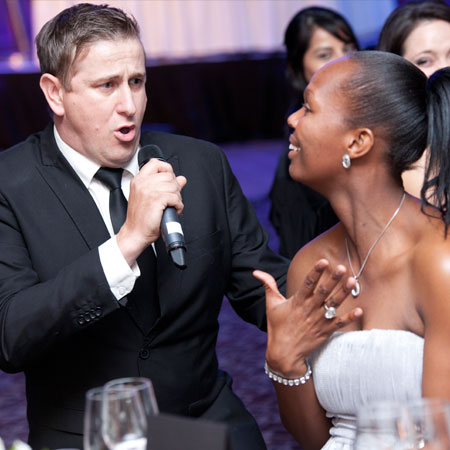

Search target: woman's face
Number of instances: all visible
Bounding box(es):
[402,19,450,78]
[287,59,352,188]
[302,26,357,83]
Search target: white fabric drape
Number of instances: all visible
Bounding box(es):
[31,0,395,61]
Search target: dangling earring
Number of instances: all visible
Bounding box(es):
[342,154,351,169]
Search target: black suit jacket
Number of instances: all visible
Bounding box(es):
[269,149,339,259]
[0,125,288,447]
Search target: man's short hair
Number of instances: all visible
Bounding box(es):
[35,3,141,89]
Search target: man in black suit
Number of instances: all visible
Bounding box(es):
[0,4,289,449]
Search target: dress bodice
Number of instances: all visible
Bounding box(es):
[310,329,424,449]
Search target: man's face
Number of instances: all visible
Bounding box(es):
[58,38,147,167]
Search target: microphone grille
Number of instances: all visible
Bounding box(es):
[138,144,165,169]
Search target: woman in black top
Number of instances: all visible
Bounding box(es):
[269,7,358,258]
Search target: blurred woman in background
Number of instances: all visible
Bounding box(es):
[269,7,359,259]
[378,0,450,198]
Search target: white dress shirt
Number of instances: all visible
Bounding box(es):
[54,126,139,301]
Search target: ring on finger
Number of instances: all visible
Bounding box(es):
[323,304,337,320]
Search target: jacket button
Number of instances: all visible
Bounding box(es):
[77,315,85,325]
[84,312,91,322]
[95,307,102,317]
[89,309,97,320]
[139,348,150,360]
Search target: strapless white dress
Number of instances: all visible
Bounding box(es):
[310,329,424,449]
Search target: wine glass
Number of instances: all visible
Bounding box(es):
[84,386,109,450]
[354,401,416,449]
[103,377,159,419]
[406,398,450,449]
[101,377,158,450]
[101,384,148,450]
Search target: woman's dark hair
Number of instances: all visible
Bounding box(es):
[422,67,450,229]
[342,52,427,178]
[343,51,450,231]
[284,6,359,95]
[377,0,450,56]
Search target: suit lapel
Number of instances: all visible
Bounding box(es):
[37,125,110,249]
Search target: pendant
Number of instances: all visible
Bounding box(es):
[351,279,361,298]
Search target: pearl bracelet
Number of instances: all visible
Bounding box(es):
[264,360,312,387]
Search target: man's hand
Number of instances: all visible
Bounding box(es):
[116,158,187,265]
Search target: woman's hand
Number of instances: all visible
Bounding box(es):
[253,259,362,378]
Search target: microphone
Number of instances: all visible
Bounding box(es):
[138,145,186,269]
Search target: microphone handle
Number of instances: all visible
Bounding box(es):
[161,207,186,269]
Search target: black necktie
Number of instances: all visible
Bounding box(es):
[94,167,127,234]
[94,167,159,332]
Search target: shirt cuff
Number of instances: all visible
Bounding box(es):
[99,236,140,300]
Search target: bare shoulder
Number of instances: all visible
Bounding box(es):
[413,218,450,318]
[413,216,450,399]
[414,217,450,278]
[287,223,344,296]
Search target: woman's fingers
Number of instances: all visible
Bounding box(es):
[331,307,363,329]
[298,259,329,299]
[324,275,357,309]
[254,263,359,328]
[293,260,349,307]
[315,266,356,311]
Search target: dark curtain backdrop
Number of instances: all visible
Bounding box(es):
[0,53,290,151]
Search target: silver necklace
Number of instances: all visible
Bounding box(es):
[345,192,406,298]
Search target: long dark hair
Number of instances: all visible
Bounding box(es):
[284,6,359,95]
[423,67,450,229]
[377,0,450,56]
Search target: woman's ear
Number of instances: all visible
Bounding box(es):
[346,128,374,160]
[39,74,65,117]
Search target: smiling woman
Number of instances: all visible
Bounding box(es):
[377,0,450,199]
[402,19,450,78]
[378,0,450,78]
[255,51,450,450]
